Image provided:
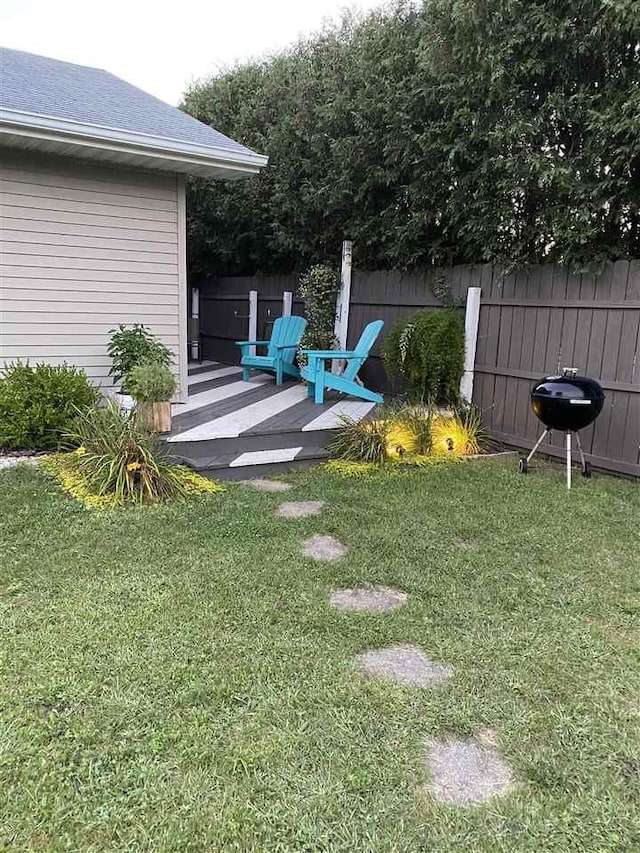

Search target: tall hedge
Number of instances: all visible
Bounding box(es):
[183,0,639,277]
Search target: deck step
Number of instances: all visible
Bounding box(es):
[186,446,329,481]
[167,424,334,459]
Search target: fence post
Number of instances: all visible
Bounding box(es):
[282,291,293,317]
[460,286,482,403]
[190,286,199,361]
[248,290,258,356]
[333,240,353,374]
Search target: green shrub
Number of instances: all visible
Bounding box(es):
[0,361,99,450]
[65,402,189,505]
[297,264,340,366]
[107,324,172,392]
[127,363,177,403]
[381,309,464,403]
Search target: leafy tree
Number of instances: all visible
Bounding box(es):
[183,3,426,275]
[419,0,640,270]
[182,0,639,277]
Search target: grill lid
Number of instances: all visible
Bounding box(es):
[530,368,605,431]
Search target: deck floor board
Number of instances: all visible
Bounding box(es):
[169,362,380,475]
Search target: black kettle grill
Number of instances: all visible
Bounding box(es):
[518,367,605,488]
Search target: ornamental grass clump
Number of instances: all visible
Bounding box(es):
[328,403,432,465]
[58,402,220,506]
[430,407,488,457]
[328,415,389,464]
[41,452,223,511]
[328,402,488,467]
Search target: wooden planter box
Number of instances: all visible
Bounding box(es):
[138,401,172,434]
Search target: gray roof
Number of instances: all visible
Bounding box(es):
[0,46,258,158]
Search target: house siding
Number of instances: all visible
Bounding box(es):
[0,149,186,398]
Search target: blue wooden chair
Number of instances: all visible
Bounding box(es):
[300,320,384,405]
[236,315,307,385]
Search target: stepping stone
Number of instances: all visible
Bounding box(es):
[330,586,408,612]
[276,500,325,519]
[425,731,515,806]
[241,478,292,492]
[355,645,451,688]
[302,534,346,562]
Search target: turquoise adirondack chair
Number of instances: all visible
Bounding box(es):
[300,320,384,405]
[236,315,307,385]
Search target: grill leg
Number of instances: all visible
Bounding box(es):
[526,428,551,463]
[566,431,572,490]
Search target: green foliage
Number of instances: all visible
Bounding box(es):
[392,402,433,456]
[107,325,172,392]
[41,453,223,510]
[1,462,639,848]
[382,309,464,403]
[64,402,189,505]
[431,407,490,456]
[328,415,389,464]
[127,363,177,403]
[328,403,432,463]
[0,361,99,450]
[297,264,340,364]
[183,0,639,276]
[418,0,640,271]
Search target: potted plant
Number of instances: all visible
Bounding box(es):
[127,362,177,433]
[107,324,172,412]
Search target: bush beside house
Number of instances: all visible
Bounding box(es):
[0,362,99,451]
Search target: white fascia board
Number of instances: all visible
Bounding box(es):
[0,108,268,176]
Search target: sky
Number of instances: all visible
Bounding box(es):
[1,0,385,105]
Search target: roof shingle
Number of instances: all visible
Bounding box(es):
[0,46,258,158]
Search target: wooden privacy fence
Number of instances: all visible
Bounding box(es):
[472,261,639,477]
[195,274,301,364]
[193,260,639,476]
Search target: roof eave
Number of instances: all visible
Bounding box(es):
[0,109,268,178]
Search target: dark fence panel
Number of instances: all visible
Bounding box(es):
[194,260,639,476]
[473,260,639,477]
[347,267,479,390]
[197,274,301,364]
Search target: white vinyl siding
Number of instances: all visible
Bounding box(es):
[0,149,186,397]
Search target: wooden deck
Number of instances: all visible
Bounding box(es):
[167,361,378,478]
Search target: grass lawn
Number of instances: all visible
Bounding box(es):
[1,459,639,851]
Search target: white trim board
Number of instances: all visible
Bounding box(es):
[0,107,268,179]
[171,375,270,416]
[187,366,241,386]
[176,175,188,403]
[229,447,303,467]
[302,400,376,432]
